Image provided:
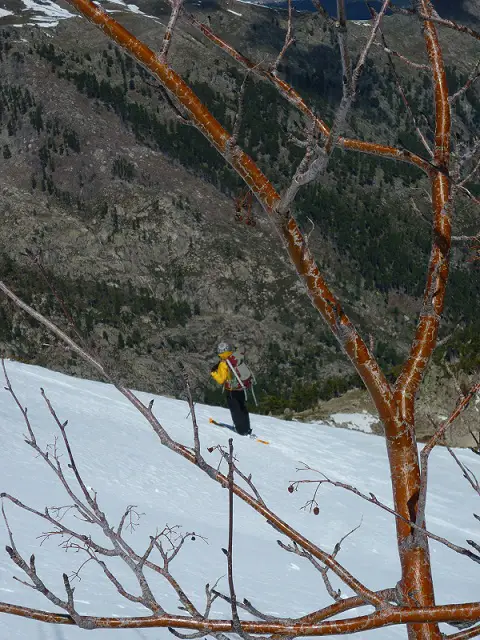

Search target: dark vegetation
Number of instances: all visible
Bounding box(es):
[1,25,479,414]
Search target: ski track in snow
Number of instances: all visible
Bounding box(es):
[0,360,478,639]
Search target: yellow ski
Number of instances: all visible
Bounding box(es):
[208,418,270,445]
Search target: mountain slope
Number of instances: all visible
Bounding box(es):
[0,360,479,639]
[0,0,479,427]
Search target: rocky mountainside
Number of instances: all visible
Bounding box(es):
[0,0,479,443]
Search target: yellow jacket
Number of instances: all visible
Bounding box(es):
[211,351,236,389]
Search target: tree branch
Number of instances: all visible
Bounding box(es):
[445,446,480,498]
[181,9,432,174]
[416,381,480,533]
[446,623,480,640]
[389,4,480,44]
[1,600,480,632]
[449,59,480,105]
[271,0,294,76]
[225,439,244,637]
[160,0,184,63]
[368,3,432,157]
[182,367,202,461]
[288,470,480,564]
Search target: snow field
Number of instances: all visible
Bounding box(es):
[0,360,478,639]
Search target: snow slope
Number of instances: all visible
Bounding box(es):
[0,360,478,639]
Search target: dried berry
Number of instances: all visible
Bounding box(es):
[207,447,214,453]
[288,485,294,493]
[313,506,320,515]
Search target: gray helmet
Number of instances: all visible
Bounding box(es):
[217,341,231,354]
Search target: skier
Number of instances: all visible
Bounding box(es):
[210,342,254,436]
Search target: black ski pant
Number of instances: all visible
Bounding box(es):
[226,390,251,435]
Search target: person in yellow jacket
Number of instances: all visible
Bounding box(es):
[210,342,252,435]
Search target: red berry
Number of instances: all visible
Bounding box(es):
[288,485,294,493]
[313,506,320,515]
[207,447,214,453]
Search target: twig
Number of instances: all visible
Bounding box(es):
[450,59,480,105]
[468,428,480,455]
[459,142,480,187]
[2,359,37,445]
[368,3,432,157]
[0,283,108,379]
[230,72,251,148]
[294,588,398,624]
[289,466,480,564]
[451,234,479,243]
[160,0,184,63]
[445,446,480,498]
[279,517,364,602]
[442,355,465,399]
[41,388,101,516]
[447,623,480,640]
[212,590,284,622]
[389,4,480,44]
[417,382,480,535]
[278,521,363,604]
[372,40,429,71]
[460,157,480,191]
[271,0,294,76]
[23,249,85,346]
[336,0,353,96]
[1,503,80,619]
[410,196,431,227]
[456,181,480,208]
[324,0,390,155]
[182,367,201,460]
[168,630,208,639]
[226,439,242,636]
[310,0,336,29]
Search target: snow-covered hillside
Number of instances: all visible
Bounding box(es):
[0,360,478,639]
[0,0,165,28]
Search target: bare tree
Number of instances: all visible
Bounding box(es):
[1,0,480,638]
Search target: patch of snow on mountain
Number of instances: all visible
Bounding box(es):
[4,0,164,28]
[21,0,75,25]
[330,411,378,433]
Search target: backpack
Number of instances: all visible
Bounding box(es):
[225,347,258,404]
